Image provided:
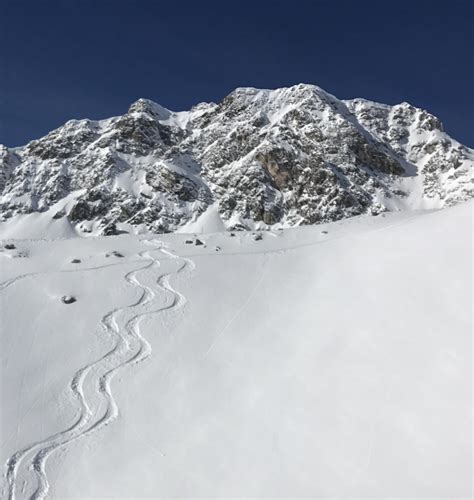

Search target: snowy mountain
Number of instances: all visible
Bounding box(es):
[0,84,472,234]
[1,83,471,498]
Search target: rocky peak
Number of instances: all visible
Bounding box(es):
[127,98,172,120]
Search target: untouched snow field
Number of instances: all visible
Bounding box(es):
[0,202,472,498]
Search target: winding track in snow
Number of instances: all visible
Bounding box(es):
[0,259,145,292]
[1,214,422,499]
[2,239,194,500]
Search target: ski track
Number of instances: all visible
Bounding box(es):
[202,253,270,360]
[2,239,194,500]
[0,259,144,293]
[1,215,422,499]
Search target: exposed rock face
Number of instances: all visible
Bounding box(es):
[0,85,472,233]
[345,98,473,206]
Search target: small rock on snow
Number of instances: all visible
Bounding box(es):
[106,251,124,257]
[61,295,77,304]
[52,210,66,220]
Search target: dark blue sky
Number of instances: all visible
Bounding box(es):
[1,0,473,147]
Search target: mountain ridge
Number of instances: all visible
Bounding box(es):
[1,83,472,235]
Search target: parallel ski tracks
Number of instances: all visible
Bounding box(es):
[2,240,194,499]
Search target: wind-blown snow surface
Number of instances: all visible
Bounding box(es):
[0,202,472,498]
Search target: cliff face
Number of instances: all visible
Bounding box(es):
[1,84,472,234]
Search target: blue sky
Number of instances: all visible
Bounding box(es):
[1,0,473,146]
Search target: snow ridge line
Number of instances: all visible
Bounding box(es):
[2,240,193,500]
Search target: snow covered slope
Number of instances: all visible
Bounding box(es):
[1,84,472,235]
[1,200,471,498]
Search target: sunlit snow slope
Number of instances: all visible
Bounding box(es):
[0,201,472,498]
